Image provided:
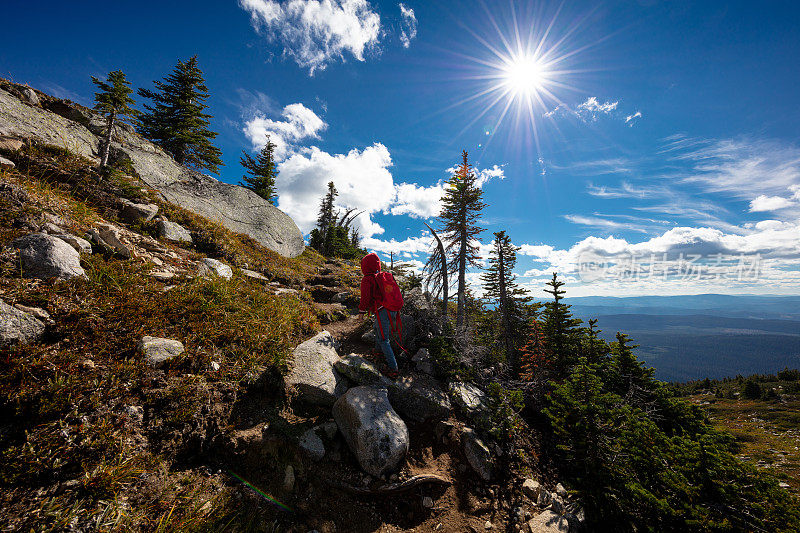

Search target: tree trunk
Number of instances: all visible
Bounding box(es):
[100,111,115,168]
[456,228,467,329]
[424,222,448,318]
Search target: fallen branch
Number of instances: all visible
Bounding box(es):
[326,473,451,496]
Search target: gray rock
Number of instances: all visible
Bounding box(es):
[388,374,451,422]
[334,354,392,387]
[21,87,40,106]
[555,483,567,498]
[137,336,184,366]
[52,234,92,254]
[361,329,376,344]
[0,299,46,347]
[450,382,487,412]
[333,386,410,477]
[157,219,192,243]
[527,510,569,532]
[422,496,434,509]
[331,291,354,304]
[241,268,267,281]
[411,347,433,375]
[11,233,87,280]
[283,465,295,492]
[298,427,326,461]
[198,258,232,280]
[149,270,175,282]
[522,479,542,501]
[285,331,347,406]
[0,86,304,257]
[0,87,99,160]
[0,156,14,169]
[462,428,493,481]
[119,199,158,223]
[89,223,131,258]
[0,136,24,151]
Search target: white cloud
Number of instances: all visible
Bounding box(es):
[625,111,642,126]
[444,163,506,188]
[398,3,417,48]
[239,0,382,74]
[243,102,326,160]
[564,214,650,233]
[749,195,794,212]
[362,234,432,255]
[391,181,445,219]
[276,143,395,236]
[576,97,618,118]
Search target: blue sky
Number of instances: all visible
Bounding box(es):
[2,0,799,296]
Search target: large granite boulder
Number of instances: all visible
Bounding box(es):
[285,331,347,406]
[449,381,487,412]
[0,86,305,258]
[157,219,192,243]
[11,233,87,280]
[388,374,451,423]
[119,199,158,223]
[334,355,450,422]
[333,386,409,476]
[198,258,233,280]
[0,299,46,347]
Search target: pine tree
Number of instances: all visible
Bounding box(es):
[91,70,137,169]
[138,56,223,173]
[610,332,654,398]
[584,319,610,366]
[438,150,487,329]
[480,230,531,371]
[240,136,278,202]
[541,273,582,378]
[520,320,550,381]
[423,221,449,317]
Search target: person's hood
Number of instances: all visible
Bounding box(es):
[361,252,381,275]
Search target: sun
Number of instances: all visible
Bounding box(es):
[502,53,547,98]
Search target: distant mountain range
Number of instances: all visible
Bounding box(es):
[552,295,800,382]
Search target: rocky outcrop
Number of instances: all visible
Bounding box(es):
[137,336,185,367]
[0,299,46,347]
[285,331,347,406]
[11,233,87,280]
[198,258,233,280]
[333,386,410,477]
[0,84,305,257]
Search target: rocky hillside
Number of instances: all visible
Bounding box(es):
[0,83,579,532]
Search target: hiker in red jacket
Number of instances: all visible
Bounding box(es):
[359,252,403,379]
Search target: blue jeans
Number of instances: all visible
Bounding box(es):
[374,308,398,371]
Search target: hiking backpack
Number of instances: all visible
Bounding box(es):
[373,271,403,312]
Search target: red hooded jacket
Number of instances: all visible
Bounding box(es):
[359,252,382,313]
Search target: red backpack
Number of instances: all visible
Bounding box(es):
[373,271,404,312]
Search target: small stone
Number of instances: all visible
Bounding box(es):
[1,299,46,347]
[119,199,158,223]
[210,361,220,371]
[137,335,184,367]
[241,268,267,281]
[198,258,232,280]
[90,224,131,258]
[523,479,542,501]
[0,156,14,169]
[41,222,63,234]
[150,256,163,267]
[283,465,295,492]
[422,496,434,509]
[485,520,493,529]
[0,137,24,151]
[299,428,326,461]
[149,270,175,282]
[527,509,569,532]
[52,234,92,254]
[13,303,51,323]
[555,483,567,497]
[157,219,192,243]
[21,87,40,105]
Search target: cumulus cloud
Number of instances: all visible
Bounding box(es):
[398,3,417,48]
[444,164,506,188]
[239,0,382,74]
[544,97,642,125]
[391,182,445,219]
[243,102,326,160]
[276,143,395,236]
[576,97,618,118]
[749,195,794,212]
